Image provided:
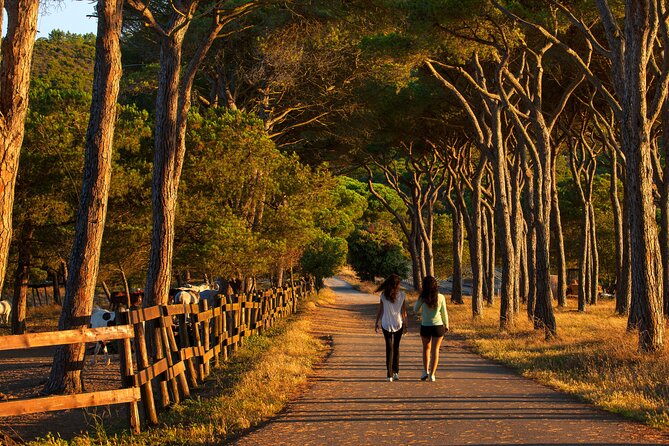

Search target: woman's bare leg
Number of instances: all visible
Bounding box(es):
[421,336,431,372]
[429,336,444,376]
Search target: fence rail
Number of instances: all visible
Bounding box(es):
[0,280,311,434]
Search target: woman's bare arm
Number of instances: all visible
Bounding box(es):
[375,299,384,333]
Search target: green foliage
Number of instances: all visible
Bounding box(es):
[316,176,368,239]
[300,233,348,289]
[179,109,334,279]
[6,31,155,293]
[347,223,409,281]
[556,169,617,284]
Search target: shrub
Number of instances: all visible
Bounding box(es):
[348,224,409,281]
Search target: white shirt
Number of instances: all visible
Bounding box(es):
[381,291,405,332]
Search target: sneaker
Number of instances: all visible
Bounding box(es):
[387,377,393,382]
[392,373,399,381]
[420,371,429,381]
[429,374,436,382]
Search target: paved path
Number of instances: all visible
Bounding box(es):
[234,278,669,445]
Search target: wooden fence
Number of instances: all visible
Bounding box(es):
[0,281,310,434]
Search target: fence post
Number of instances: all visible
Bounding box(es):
[178,311,198,389]
[213,297,221,368]
[117,311,140,434]
[237,294,244,348]
[157,308,180,405]
[223,295,230,361]
[132,316,158,425]
[201,300,211,378]
[191,303,206,382]
[160,306,189,401]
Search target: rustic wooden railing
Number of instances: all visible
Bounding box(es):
[0,281,310,434]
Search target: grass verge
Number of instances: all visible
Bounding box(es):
[449,297,669,429]
[30,289,333,445]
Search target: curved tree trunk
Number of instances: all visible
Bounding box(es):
[491,109,516,331]
[44,0,123,394]
[526,171,537,321]
[660,109,669,317]
[481,209,490,301]
[620,196,633,318]
[589,205,599,305]
[0,0,39,296]
[532,170,556,337]
[451,208,464,304]
[578,204,590,312]
[484,205,496,306]
[551,162,567,308]
[520,227,529,305]
[470,166,485,318]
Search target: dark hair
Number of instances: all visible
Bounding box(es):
[420,276,439,309]
[376,274,401,303]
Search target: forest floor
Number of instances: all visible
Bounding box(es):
[235,277,669,445]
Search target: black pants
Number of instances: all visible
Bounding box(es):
[382,326,403,377]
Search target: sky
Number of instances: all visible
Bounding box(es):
[37,1,98,37]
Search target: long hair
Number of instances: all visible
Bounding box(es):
[420,276,439,309]
[376,274,401,303]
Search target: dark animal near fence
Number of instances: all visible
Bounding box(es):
[109,290,144,310]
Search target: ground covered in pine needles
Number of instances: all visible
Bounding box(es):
[28,289,333,445]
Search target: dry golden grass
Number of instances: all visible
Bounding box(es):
[0,304,62,336]
[448,296,669,428]
[30,290,331,445]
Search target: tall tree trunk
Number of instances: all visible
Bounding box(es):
[422,202,435,277]
[578,203,590,312]
[409,240,422,291]
[0,1,39,295]
[511,153,526,312]
[621,1,664,351]
[451,208,464,304]
[51,268,61,305]
[145,29,189,308]
[484,206,496,306]
[44,0,123,394]
[588,205,600,305]
[470,165,485,318]
[609,151,626,313]
[552,161,567,308]
[492,109,516,331]
[531,126,557,337]
[660,108,669,317]
[520,227,529,305]
[481,209,490,301]
[11,221,32,334]
[526,170,537,321]
[620,194,633,317]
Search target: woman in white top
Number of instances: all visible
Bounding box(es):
[374,274,407,382]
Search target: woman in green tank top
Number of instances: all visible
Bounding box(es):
[413,276,449,381]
